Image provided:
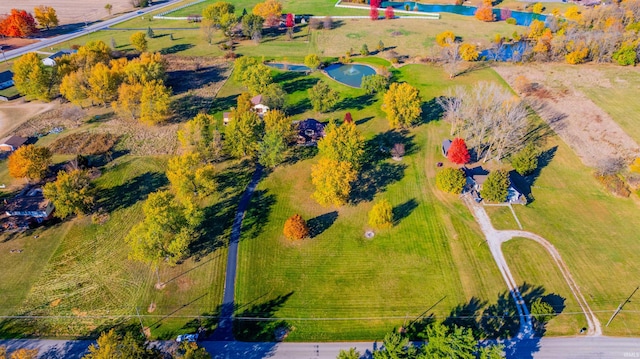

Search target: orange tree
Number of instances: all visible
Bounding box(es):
[0,9,38,37]
[8,145,52,181]
[283,214,310,240]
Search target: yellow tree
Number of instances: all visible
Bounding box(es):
[382,82,422,129]
[225,110,262,158]
[59,70,89,106]
[140,80,172,124]
[436,31,455,47]
[87,62,121,106]
[43,169,95,218]
[460,43,479,61]
[6,348,38,359]
[113,82,143,119]
[564,5,582,22]
[130,32,148,52]
[202,1,235,26]
[166,152,217,203]
[12,52,52,101]
[8,145,52,181]
[177,113,224,161]
[311,158,357,206]
[124,52,166,84]
[368,199,393,229]
[253,0,282,26]
[73,40,112,70]
[317,120,364,169]
[34,5,59,30]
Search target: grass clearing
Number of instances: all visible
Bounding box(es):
[502,238,588,336]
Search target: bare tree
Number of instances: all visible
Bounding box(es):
[201,19,216,45]
[441,39,462,79]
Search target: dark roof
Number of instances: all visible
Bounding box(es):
[0,71,13,83]
[0,135,27,148]
[5,188,50,213]
[473,174,488,186]
[47,49,75,60]
[295,119,326,142]
[463,166,489,177]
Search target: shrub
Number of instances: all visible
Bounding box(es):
[436,31,455,47]
[385,6,395,19]
[436,168,466,194]
[511,143,539,176]
[283,214,310,240]
[460,43,479,61]
[360,43,369,56]
[506,17,517,25]
[368,199,393,229]
[475,6,496,22]
[613,42,637,66]
[594,172,631,197]
[630,158,640,173]
[304,53,321,70]
[447,138,470,165]
[377,40,385,52]
[481,170,510,202]
[361,74,389,94]
[49,133,118,155]
[531,3,544,14]
[565,48,588,64]
[370,8,379,20]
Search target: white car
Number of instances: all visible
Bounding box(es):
[176,333,198,343]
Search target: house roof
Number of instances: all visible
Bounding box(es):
[0,70,13,83]
[47,49,75,60]
[0,135,27,149]
[296,118,325,132]
[251,94,263,105]
[473,174,488,186]
[5,188,50,213]
[442,139,452,155]
[463,166,489,177]
[223,112,231,119]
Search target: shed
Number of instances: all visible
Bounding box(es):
[0,135,27,152]
[442,139,452,157]
[0,71,14,90]
[42,49,76,67]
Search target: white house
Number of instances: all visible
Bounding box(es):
[42,49,75,67]
[251,94,269,117]
[5,187,54,220]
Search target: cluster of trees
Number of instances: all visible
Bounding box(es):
[0,6,59,38]
[201,1,239,45]
[337,322,504,359]
[311,118,364,206]
[0,347,38,359]
[435,30,479,78]
[438,81,529,162]
[308,81,339,113]
[233,57,286,107]
[82,329,210,358]
[514,1,640,65]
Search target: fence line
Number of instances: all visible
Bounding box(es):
[153,0,206,20]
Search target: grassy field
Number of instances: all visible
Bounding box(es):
[233,64,537,341]
[0,153,252,339]
[502,238,588,336]
[487,135,640,336]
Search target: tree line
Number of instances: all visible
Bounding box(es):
[0,6,58,37]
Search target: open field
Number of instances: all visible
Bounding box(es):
[503,238,588,336]
[0,100,57,138]
[0,0,133,27]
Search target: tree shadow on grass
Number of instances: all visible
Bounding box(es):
[335,94,375,111]
[98,172,168,213]
[241,189,276,241]
[282,77,319,94]
[233,292,294,341]
[160,43,195,55]
[307,211,338,238]
[285,144,318,165]
[355,116,374,126]
[350,162,406,204]
[167,64,225,95]
[181,305,223,338]
[364,130,417,164]
[420,97,444,124]
[443,297,487,339]
[286,98,311,116]
[508,146,557,203]
[212,94,240,114]
[392,198,418,225]
[273,70,305,84]
[171,94,214,123]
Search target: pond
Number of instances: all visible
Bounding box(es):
[266,63,312,72]
[479,41,529,62]
[381,1,547,26]
[324,63,377,88]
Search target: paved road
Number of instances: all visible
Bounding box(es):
[2,337,640,359]
[2,0,182,62]
[211,166,263,341]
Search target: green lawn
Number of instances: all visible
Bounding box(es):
[233,64,524,341]
[502,238,588,336]
[487,136,640,336]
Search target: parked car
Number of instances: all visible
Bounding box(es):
[176,333,198,343]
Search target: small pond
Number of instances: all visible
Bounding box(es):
[479,41,529,62]
[382,1,547,26]
[324,63,377,88]
[266,63,312,72]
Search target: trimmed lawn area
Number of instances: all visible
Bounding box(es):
[502,238,588,336]
[234,64,513,341]
[488,136,640,336]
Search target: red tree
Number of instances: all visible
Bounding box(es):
[0,9,38,37]
[285,13,294,28]
[447,138,471,164]
[344,112,353,123]
[385,6,395,19]
[370,8,379,20]
[370,0,382,8]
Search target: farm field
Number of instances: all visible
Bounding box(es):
[0,0,133,26]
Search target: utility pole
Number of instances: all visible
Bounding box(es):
[606,286,639,327]
[135,306,145,333]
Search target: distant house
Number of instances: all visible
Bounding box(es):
[251,95,270,117]
[5,187,54,220]
[223,112,231,126]
[0,135,27,152]
[0,71,14,90]
[42,49,76,67]
[295,119,325,145]
[442,139,452,157]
